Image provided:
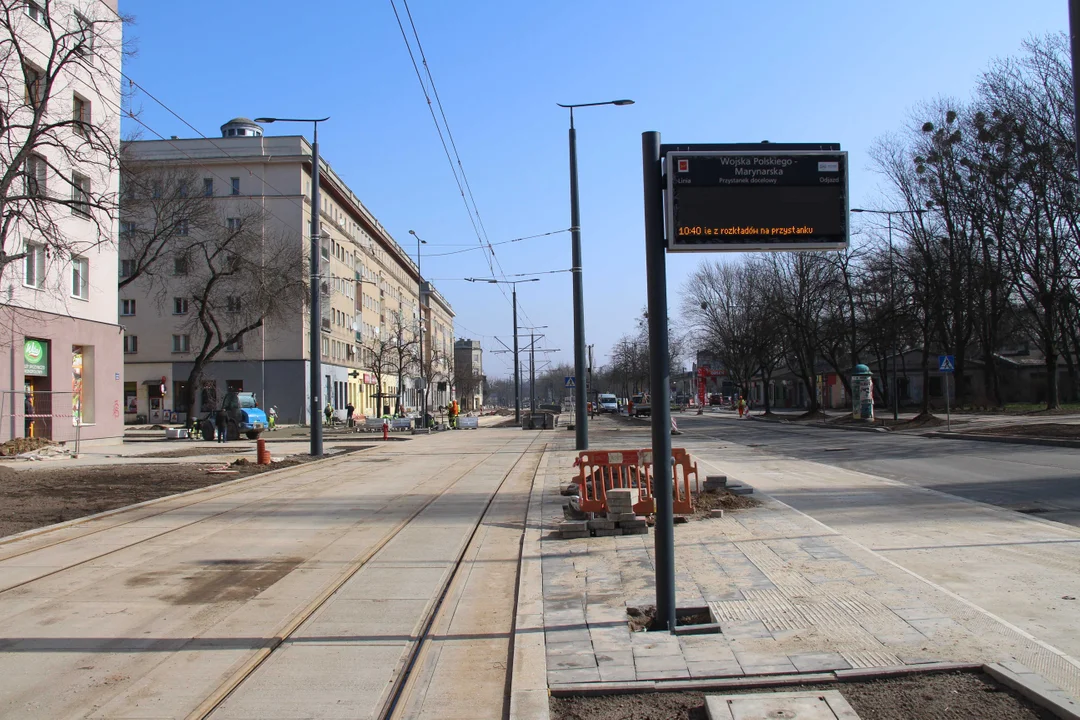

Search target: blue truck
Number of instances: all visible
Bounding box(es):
[200,391,268,440]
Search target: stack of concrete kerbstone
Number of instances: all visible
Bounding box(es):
[599,488,648,536]
[704,474,753,495]
[557,487,650,539]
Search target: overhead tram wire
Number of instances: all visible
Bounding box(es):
[425,229,569,258]
[388,0,541,329]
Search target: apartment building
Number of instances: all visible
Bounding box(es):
[454,338,484,410]
[120,118,454,424]
[0,0,123,443]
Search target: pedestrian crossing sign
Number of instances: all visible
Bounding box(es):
[564,376,576,389]
[938,355,955,373]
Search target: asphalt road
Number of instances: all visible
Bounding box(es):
[675,412,1080,528]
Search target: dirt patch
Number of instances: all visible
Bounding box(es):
[626,606,713,633]
[131,446,257,459]
[0,437,54,456]
[549,670,1055,720]
[967,422,1080,440]
[0,454,333,539]
[693,490,761,517]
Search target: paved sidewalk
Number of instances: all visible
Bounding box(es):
[527,431,1080,704]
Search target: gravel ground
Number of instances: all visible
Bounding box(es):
[549,671,1056,720]
[692,490,760,517]
[0,453,337,538]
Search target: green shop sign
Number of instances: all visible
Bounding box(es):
[24,339,47,377]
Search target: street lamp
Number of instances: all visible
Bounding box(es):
[556,98,634,450]
[851,207,922,421]
[255,115,330,455]
[466,277,540,424]
[408,230,428,427]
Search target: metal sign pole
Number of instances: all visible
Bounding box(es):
[945,372,951,432]
[642,131,676,633]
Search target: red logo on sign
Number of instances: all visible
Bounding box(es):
[677,159,689,172]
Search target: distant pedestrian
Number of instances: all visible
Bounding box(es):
[345,402,355,428]
[324,402,333,427]
[737,396,747,418]
[216,406,228,443]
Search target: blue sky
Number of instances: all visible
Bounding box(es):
[119,0,1067,379]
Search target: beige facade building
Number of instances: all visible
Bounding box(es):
[0,0,124,444]
[120,118,453,424]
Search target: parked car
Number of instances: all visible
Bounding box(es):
[708,393,723,406]
[597,393,619,413]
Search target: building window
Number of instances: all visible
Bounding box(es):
[24,64,43,107]
[173,254,189,276]
[26,1,46,25]
[23,243,45,288]
[175,219,189,236]
[119,258,135,278]
[71,255,88,299]
[73,12,94,57]
[71,172,91,217]
[72,94,89,136]
[119,221,135,237]
[24,153,46,196]
[203,177,213,196]
[226,217,240,231]
[120,299,135,316]
[226,296,241,313]
[225,337,242,352]
[171,334,190,353]
[123,335,137,354]
[230,177,240,195]
[177,180,188,198]
[173,297,188,315]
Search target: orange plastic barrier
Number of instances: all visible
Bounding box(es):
[574,449,648,513]
[573,448,696,515]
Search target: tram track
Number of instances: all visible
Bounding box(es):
[187,435,546,720]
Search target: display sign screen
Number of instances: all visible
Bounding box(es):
[666,150,848,252]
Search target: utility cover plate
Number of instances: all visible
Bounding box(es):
[705,690,861,720]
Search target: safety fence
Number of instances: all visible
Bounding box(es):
[573,447,698,515]
[0,390,82,451]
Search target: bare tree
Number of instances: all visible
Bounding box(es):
[117,158,214,288]
[0,0,126,282]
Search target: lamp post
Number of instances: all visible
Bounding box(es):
[851,207,921,422]
[408,230,428,427]
[556,99,634,450]
[255,116,330,455]
[466,277,540,424]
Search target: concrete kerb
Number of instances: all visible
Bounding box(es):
[748,414,889,433]
[509,446,553,720]
[0,444,377,548]
[984,662,1080,720]
[548,662,981,697]
[924,431,1080,449]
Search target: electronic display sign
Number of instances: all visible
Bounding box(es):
[666,150,848,252]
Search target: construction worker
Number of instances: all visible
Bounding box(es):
[737,396,747,418]
[447,400,457,429]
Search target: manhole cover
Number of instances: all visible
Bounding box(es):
[705,689,860,719]
[746,444,767,448]
[822,447,849,452]
[1017,507,1050,514]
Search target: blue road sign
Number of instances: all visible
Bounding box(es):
[564,376,576,389]
[938,355,955,373]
